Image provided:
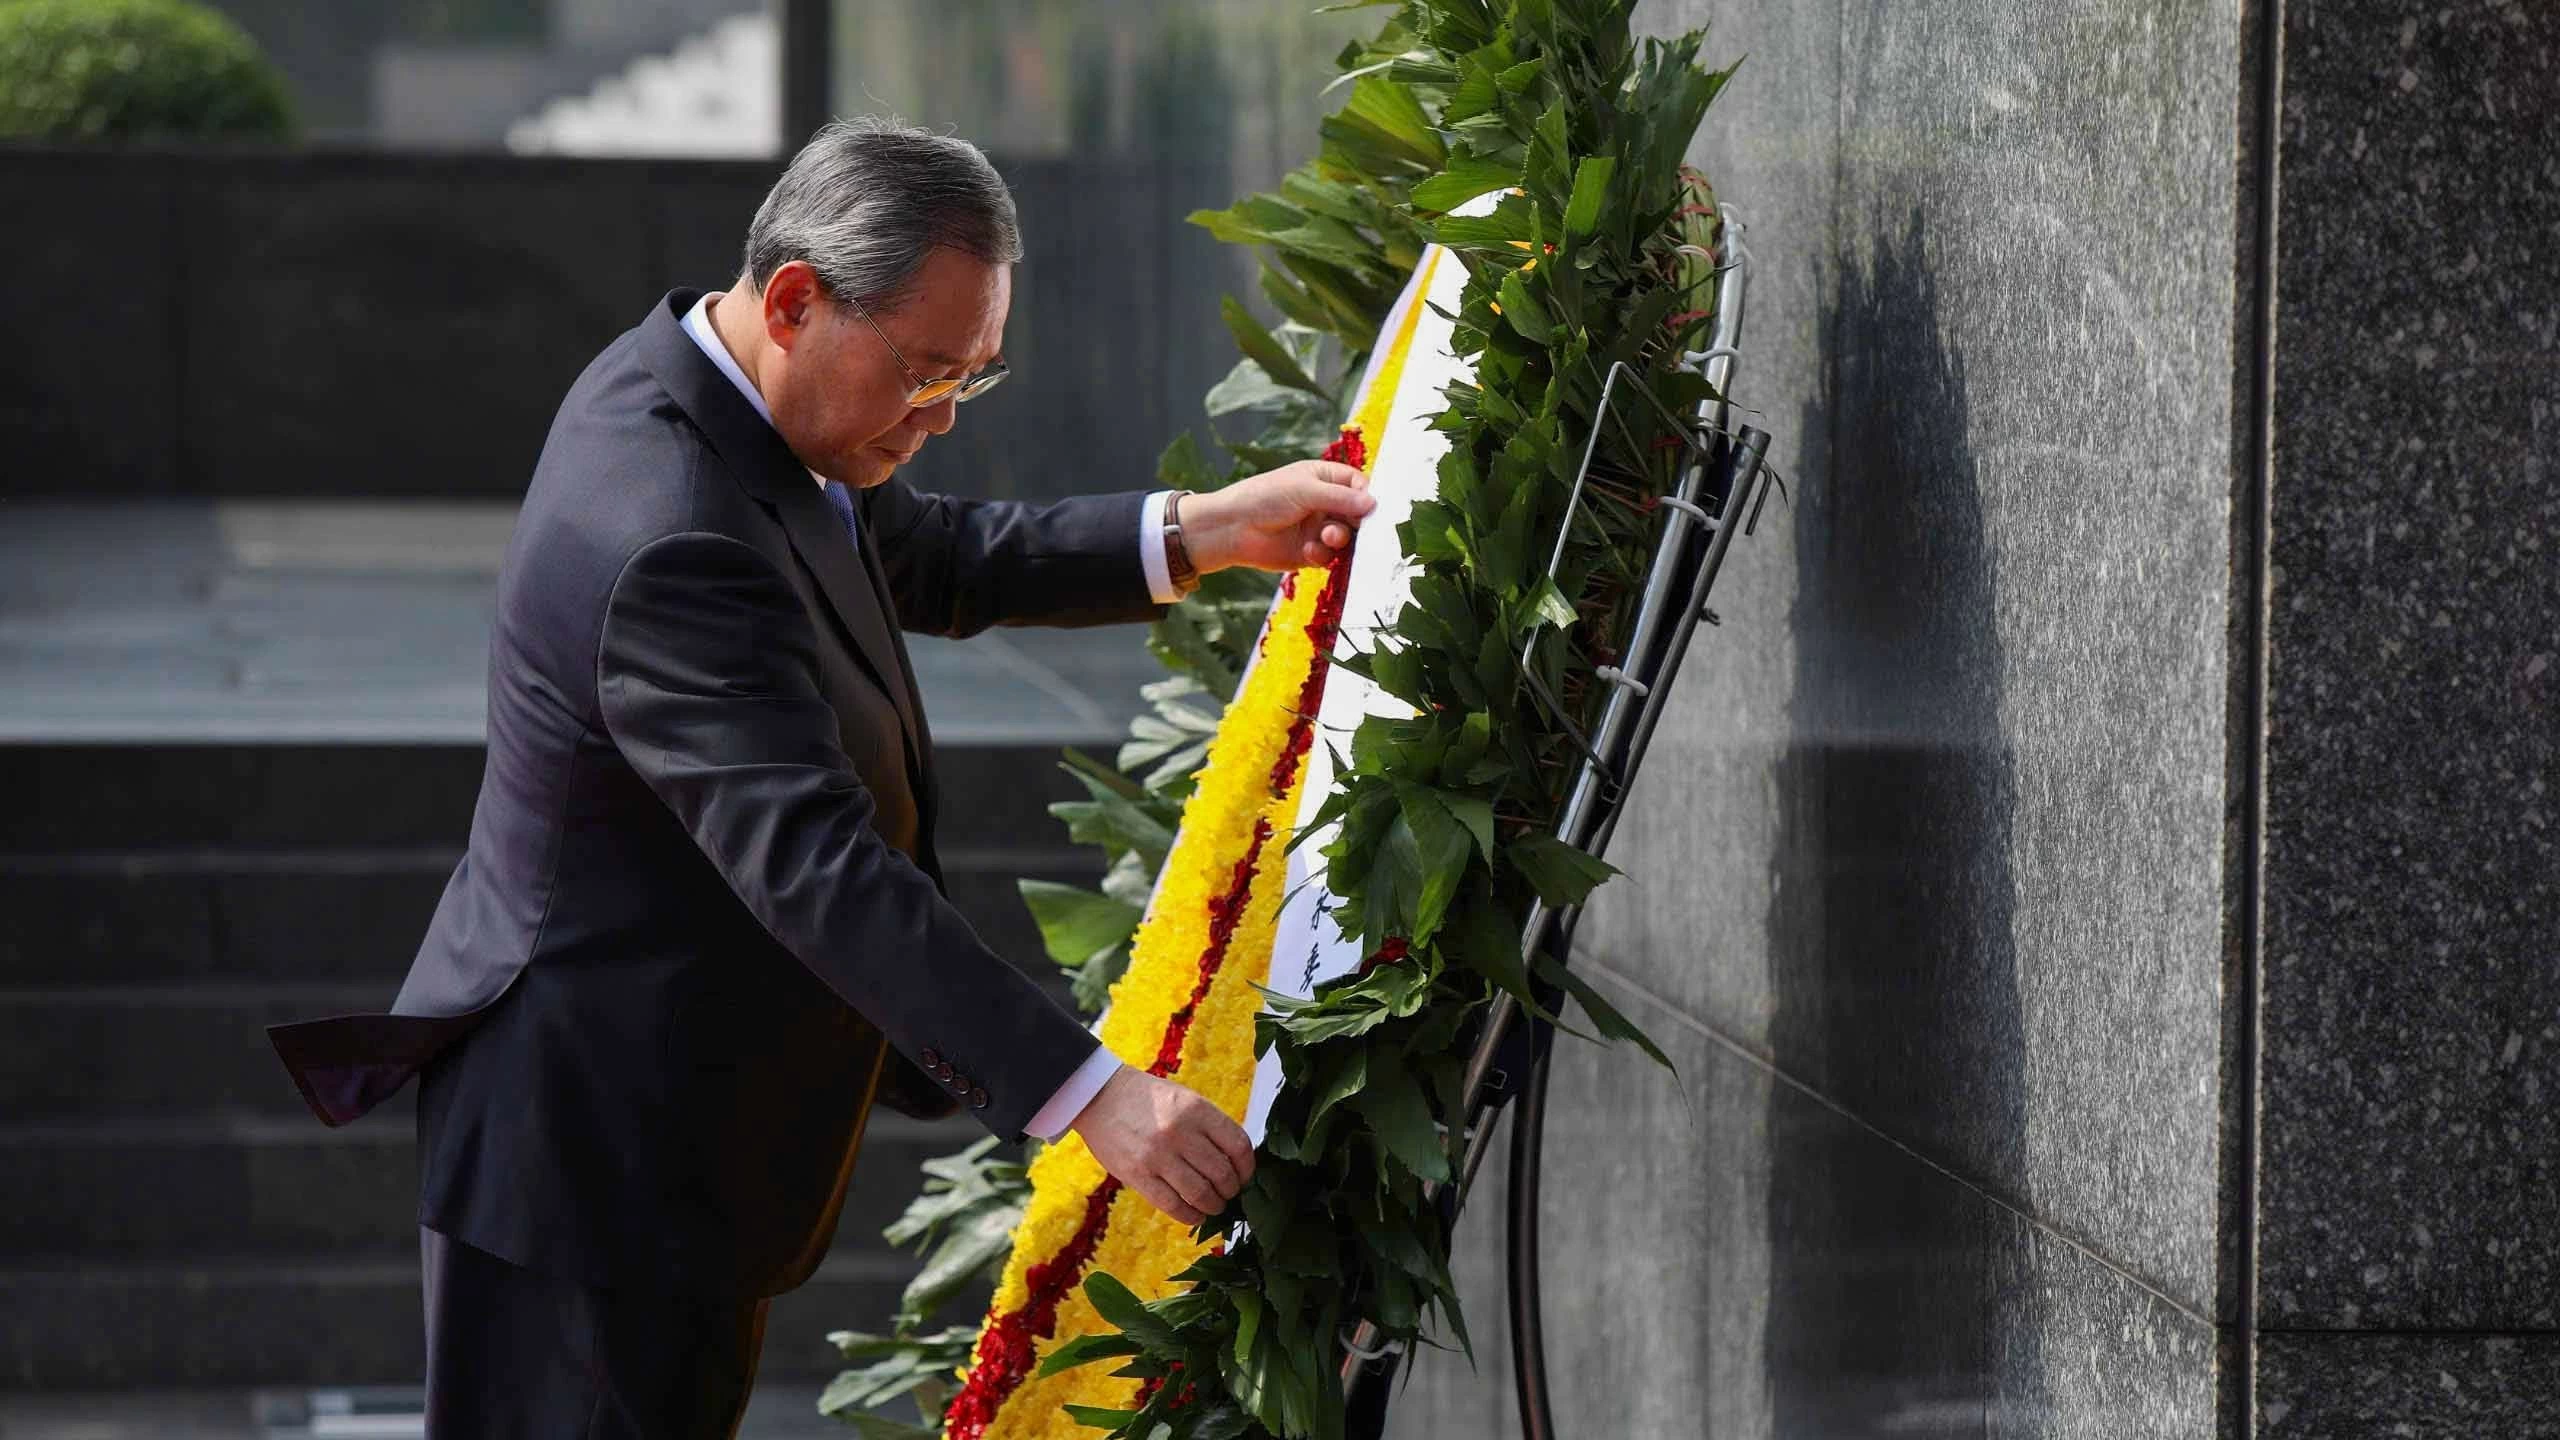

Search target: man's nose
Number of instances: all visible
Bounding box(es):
[913,394,959,436]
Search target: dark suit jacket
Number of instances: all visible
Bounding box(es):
[269,289,1163,1300]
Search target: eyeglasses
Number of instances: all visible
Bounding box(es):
[838,289,1009,408]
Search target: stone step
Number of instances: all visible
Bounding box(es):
[0,1112,990,1264]
[0,846,1093,988]
[0,979,1084,1121]
[0,1251,943,1388]
[0,741,1101,854]
[0,986,374,1120]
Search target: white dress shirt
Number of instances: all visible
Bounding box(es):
[680,292,1143,1140]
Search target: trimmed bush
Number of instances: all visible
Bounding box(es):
[0,0,292,140]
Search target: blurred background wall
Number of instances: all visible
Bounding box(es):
[0,0,1371,506]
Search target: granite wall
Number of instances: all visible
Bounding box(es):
[1387,0,2558,1437]
[2251,1,2560,1432]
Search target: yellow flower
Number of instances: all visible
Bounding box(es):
[963,245,1447,1440]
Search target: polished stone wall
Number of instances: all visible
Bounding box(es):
[2250,0,2560,1429]
[1390,0,2247,1433]
[1389,0,2557,1436]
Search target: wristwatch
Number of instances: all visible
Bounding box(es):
[1162,489,1201,598]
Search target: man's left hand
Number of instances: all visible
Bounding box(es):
[1181,460,1376,575]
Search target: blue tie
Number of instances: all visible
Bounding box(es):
[820,478,861,548]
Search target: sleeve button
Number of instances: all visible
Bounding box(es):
[919,1047,943,1068]
[968,1086,990,1109]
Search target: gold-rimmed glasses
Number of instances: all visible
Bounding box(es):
[839,289,1009,408]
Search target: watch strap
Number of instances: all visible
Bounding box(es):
[1163,489,1201,597]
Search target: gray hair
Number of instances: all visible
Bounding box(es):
[742,116,1021,314]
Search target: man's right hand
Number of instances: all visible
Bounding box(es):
[1069,1064,1255,1228]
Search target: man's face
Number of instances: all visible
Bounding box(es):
[758,248,1010,488]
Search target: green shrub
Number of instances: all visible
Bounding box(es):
[0,0,293,140]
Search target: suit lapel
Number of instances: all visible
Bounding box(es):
[635,290,929,795]
[848,498,940,814]
[766,483,929,785]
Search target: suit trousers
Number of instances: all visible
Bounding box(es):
[420,1226,770,1440]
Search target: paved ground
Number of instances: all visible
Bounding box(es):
[0,1382,865,1438]
[0,501,1162,744]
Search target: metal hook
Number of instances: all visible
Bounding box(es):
[1679,343,1741,372]
[1592,666,1649,698]
[1655,494,1716,528]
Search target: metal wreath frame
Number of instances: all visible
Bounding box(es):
[1338,204,1776,1440]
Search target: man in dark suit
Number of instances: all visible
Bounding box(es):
[267,117,1375,1438]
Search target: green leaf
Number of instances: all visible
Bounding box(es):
[1260,264,1337,331]
[1442,60,1501,124]
[1442,882,1532,1002]
[1526,95,1572,201]
[1497,267,1555,344]
[1435,1284,1476,1366]
[1439,789,1498,859]
[1505,832,1621,908]
[1430,199,1537,249]
[1187,203,1278,248]
[1434,709,1493,789]
[1527,575,1579,631]
[1410,152,1519,213]
[1264,216,1386,271]
[1154,431,1219,493]
[1353,1064,1450,1182]
[1368,807,1427,953]
[1231,1285,1266,1374]
[881,1170,1015,1256]
[1017,880,1143,970]
[1535,951,1676,1073]
[1269,988,1397,1045]
[1146,604,1239,701]
[1203,354,1311,418]
[1037,1330,1145,1378]
[1062,1404,1142,1430]
[1392,781,1472,942]
[1082,1271,1182,1350]
[1338,73,1445,169]
[1068,944,1133,1014]
[1051,766,1176,873]
[1563,154,1618,238]
[811,1403,939,1440]
[895,1201,1019,1324]
[815,1325,982,1424]
[1307,1040,1369,1130]
[1220,295,1327,397]
[1119,700,1214,779]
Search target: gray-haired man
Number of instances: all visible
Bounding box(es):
[268,118,1373,1437]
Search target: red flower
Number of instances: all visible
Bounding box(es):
[1357,936,1411,976]
[1150,818,1278,1077]
[1322,424,1367,470]
[1269,425,1361,797]
[944,1180,1126,1439]
[1271,551,1356,796]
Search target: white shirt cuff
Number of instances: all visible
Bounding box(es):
[1025,1043,1124,1141]
[1139,489,1180,604]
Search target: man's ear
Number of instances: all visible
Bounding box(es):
[760,261,822,353]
